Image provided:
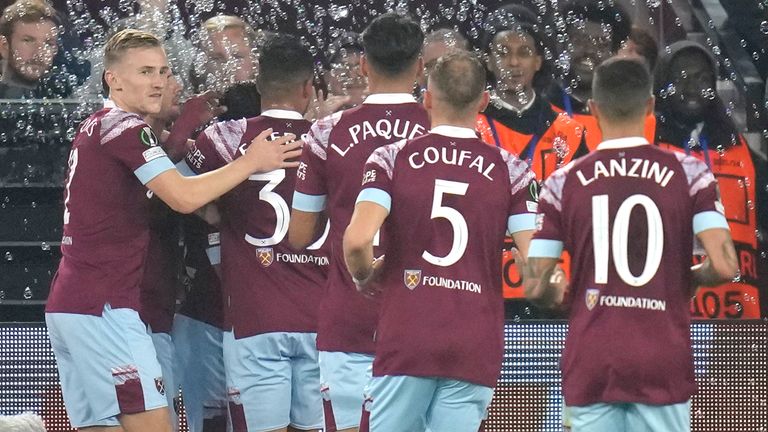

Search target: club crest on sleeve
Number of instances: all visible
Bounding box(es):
[535,213,545,231]
[404,269,422,290]
[256,248,274,267]
[140,126,159,147]
[154,377,165,395]
[586,288,600,311]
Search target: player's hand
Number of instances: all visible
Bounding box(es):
[354,255,385,299]
[305,88,351,121]
[177,91,227,128]
[244,129,302,172]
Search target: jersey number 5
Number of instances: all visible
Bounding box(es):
[423,179,469,267]
[592,194,664,286]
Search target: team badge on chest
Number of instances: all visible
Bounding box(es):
[586,288,600,311]
[256,248,274,267]
[404,269,422,290]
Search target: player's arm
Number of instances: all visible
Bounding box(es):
[343,201,388,298]
[148,130,300,214]
[163,92,227,162]
[691,228,739,294]
[288,209,323,250]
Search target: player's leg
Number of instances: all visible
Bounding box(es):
[172,314,228,432]
[223,331,293,432]
[46,306,167,431]
[364,375,433,431]
[107,307,172,432]
[627,400,690,432]
[119,407,172,432]
[423,379,493,432]
[149,328,180,430]
[569,403,627,432]
[318,351,374,432]
[287,333,323,431]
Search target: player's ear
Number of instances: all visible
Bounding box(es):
[104,69,121,93]
[414,56,424,80]
[360,55,370,78]
[587,99,599,118]
[477,90,490,113]
[0,35,9,59]
[644,95,655,117]
[423,89,433,111]
[302,79,313,99]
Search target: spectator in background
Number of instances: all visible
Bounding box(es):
[190,15,259,93]
[323,31,367,109]
[476,3,586,315]
[547,0,646,151]
[655,40,768,319]
[418,27,470,91]
[618,25,659,72]
[0,0,61,98]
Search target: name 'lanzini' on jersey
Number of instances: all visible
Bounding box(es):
[533,137,728,406]
[359,126,537,388]
[47,107,175,315]
[293,94,430,355]
[184,110,328,339]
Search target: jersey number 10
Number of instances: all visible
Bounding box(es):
[592,194,664,286]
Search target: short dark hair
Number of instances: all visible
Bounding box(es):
[219,81,261,121]
[362,12,423,77]
[627,26,659,71]
[429,51,486,112]
[256,33,313,98]
[0,0,61,38]
[592,57,651,122]
[561,0,631,52]
[326,31,363,66]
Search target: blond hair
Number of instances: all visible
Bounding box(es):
[0,0,61,38]
[199,15,257,48]
[103,29,162,68]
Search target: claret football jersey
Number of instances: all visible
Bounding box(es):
[46,107,175,315]
[292,93,430,354]
[184,110,328,338]
[358,125,538,387]
[530,137,729,406]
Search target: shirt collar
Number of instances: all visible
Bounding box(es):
[363,93,417,105]
[597,136,649,150]
[260,109,304,120]
[430,125,478,139]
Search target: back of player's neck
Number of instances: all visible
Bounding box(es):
[600,124,645,142]
[261,100,303,115]
[431,117,477,132]
[367,80,414,95]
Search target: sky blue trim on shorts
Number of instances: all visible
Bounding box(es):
[693,211,730,234]
[527,239,564,258]
[135,156,175,184]
[292,191,327,212]
[356,188,391,212]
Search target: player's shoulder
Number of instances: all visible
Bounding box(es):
[368,138,409,166]
[495,145,535,178]
[199,118,247,161]
[99,107,150,145]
